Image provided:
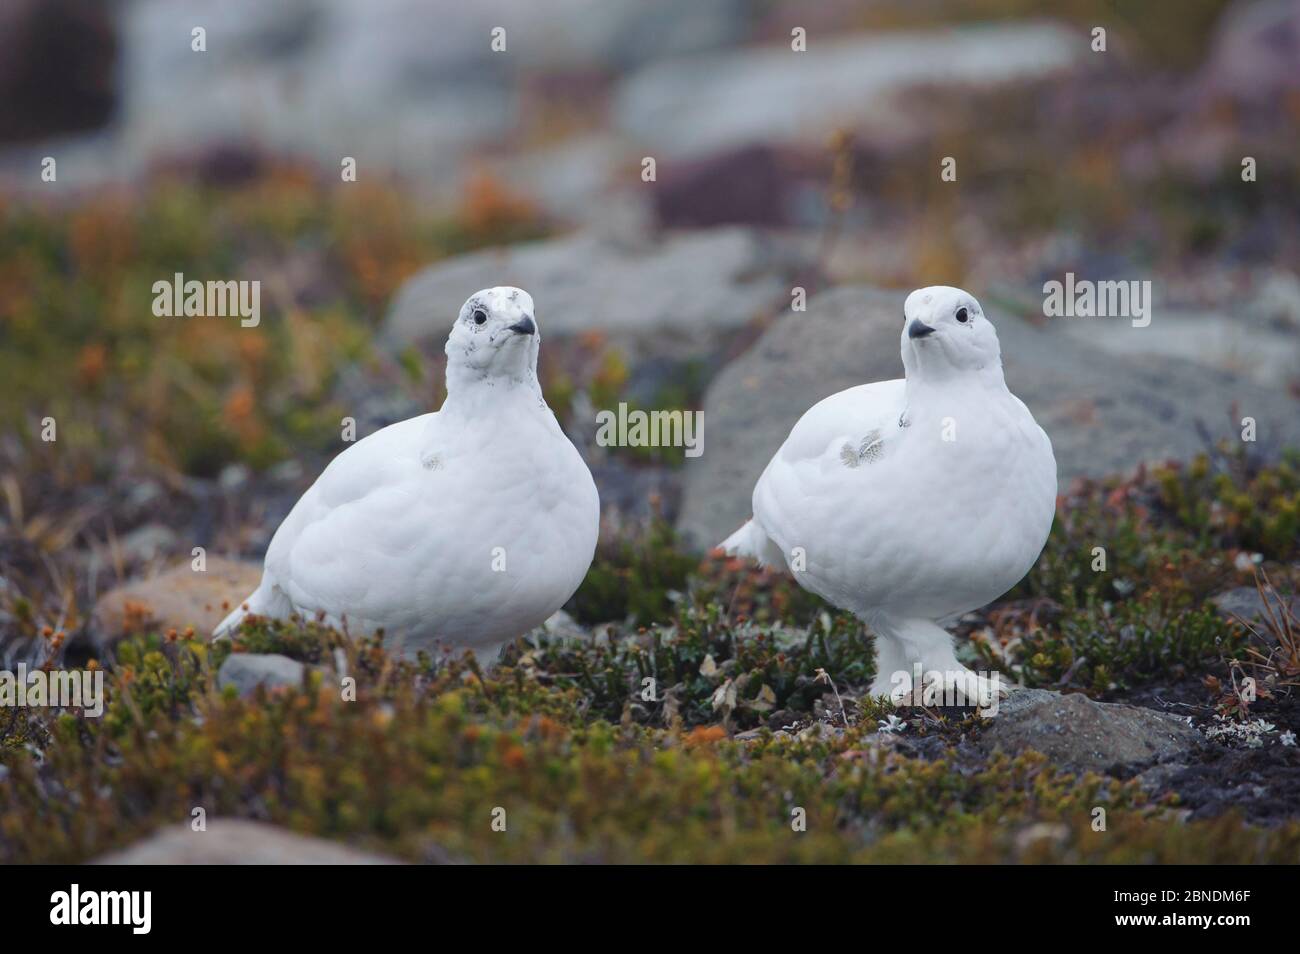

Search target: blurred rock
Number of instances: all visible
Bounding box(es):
[615,21,1083,159]
[977,689,1202,773]
[1143,0,1300,180]
[483,134,645,229]
[332,362,425,436]
[528,608,587,645]
[93,820,403,864]
[383,227,812,347]
[1248,268,1300,328]
[217,653,306,695]
[1199,0,1300,106]
[1211,586,1300,627]
[118,523,178,565]
[1055,305,1300,390]
[113,0,513,183]
[0,0,749,189]
[93,556,263,645]
[588,459,682,523]
[677,285,1300,549]
[218,463,252,493]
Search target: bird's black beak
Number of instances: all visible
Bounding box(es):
[908,320,935,339]
[508,316,536,336]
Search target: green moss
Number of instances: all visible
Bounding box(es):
[3,624,1296,864]
[566,519,698,626]
[1153,450,1300,562]
[977,595,1241,695]
[516,602,875,729]
[975,450,1294,695]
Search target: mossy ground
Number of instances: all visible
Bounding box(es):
[2,449,1298,864]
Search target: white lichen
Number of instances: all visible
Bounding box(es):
[1204,714,1277,749]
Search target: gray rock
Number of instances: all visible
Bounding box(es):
[676,285,1300,549]
[1133,760,1188,796]
[978,688,1202,773]
[1056,305,1300,390]
[92,557,265,647]
[1211,586,1300,628]
[482,134,649,228]
[1199,0,1300,106]
[0,0,748,190]
[93,820,403,864]
[332,361,424,437]
[117,523,177,565]
[1248,268,1300,329]
[217,653,306,695]
[615,21,1083,159]
[217,463,251,492]
[382,227,811,349]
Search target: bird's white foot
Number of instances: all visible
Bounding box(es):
[868,631,912,701]
[919,664,1015,711]
[868,672,900,700]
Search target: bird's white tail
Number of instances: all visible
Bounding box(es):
[718,519,788,570]
[211,579,289,640]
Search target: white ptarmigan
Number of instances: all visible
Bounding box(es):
[213,287,600,663]
[721,286,1056,705]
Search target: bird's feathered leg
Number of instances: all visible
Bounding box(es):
[867,627,911,700]
[875,615,1014,707]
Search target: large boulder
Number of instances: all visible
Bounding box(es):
[977,688,1203,774]
[93,820,404,864]
[1055,302,1300,390]
[92,557,263,647]
[0,0,748,189]
[677,285,1300,549]
[382,226,811,349]
[614,21,1083,159]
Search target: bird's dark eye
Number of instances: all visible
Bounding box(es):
[472,309,487,325]
[955,307,969,323]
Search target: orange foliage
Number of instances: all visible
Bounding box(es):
[459,170,537,236]
[684,725,727,748]
[76,343,108,386]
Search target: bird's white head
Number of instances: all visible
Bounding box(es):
[900,285,1002,382]
[445,286,540,388]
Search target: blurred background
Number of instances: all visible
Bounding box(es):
[1,0,1298,657]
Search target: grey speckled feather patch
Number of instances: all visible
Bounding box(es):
[840,429,884,468]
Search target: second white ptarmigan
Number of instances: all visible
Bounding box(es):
[721,286,1056,705]
[214,287,600,663]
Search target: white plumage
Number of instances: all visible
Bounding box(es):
[722,286,1056,704]
[214,287,600,663]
